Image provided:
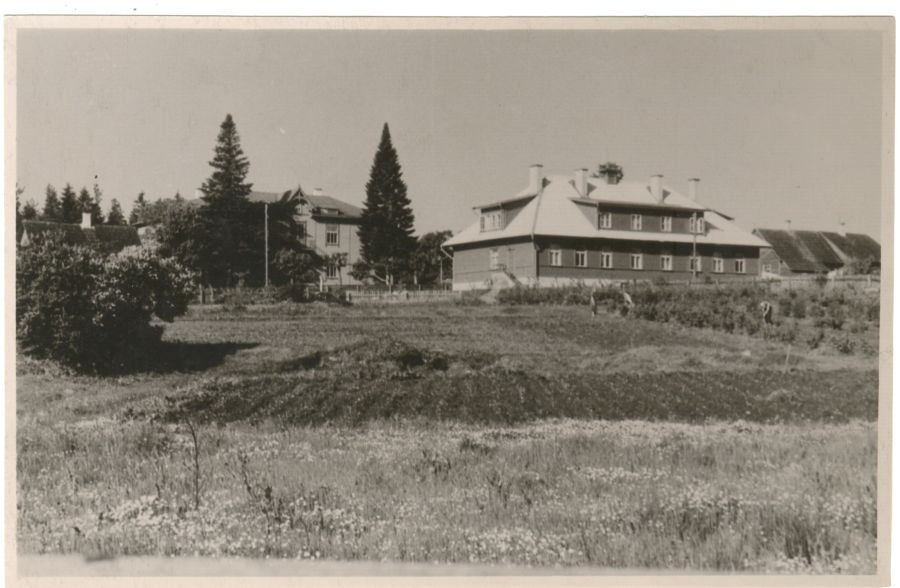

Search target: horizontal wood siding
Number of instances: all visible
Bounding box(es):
[538,238,760,280]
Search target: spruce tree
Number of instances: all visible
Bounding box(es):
[129,192,147,225]
[22,201,38,220]
[60,184,80,224]
[355,123,416,286]
[200,113,253,205]
[196,114,255,286]
[42,185,61,221]
[107,199,126,225]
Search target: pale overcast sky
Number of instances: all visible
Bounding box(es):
[16,27,887,238]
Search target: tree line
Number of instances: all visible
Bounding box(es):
[18,113,451,290]
[149,115,450,290]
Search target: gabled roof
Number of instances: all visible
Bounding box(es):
[821,232,882,262]
[20,220,141,251]
[753,228,880,273]
[249,190,363,220]
[443,173,766,248]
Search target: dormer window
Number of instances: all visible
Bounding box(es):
[599,211,612,229]
[689,215,706,234]
[480,210,503,232]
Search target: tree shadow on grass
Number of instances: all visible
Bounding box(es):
[115,340,259,375]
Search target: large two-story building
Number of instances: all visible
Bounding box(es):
[249,188,364,286]
[442,165,769,290]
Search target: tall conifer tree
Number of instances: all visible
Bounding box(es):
[354,123,416,286]
[107,199,126,225]
[60,184,80,224]
[42,185,61,221]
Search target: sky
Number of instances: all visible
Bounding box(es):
[16,26,888,239]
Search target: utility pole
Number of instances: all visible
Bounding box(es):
[264,203,269,289]
[691,212,697,281]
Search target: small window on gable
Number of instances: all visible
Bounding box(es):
[599,211,612,229]
[575,250,587,268]
[326,224,339,246]
[600,251,613,269]
[550,249,562,267]
[631,214,642,230]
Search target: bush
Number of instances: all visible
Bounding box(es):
[16,235,195,372]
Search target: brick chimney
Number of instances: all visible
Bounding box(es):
[81,211,92,229]
[688,178,700,201]
[649,174,664,202]
[528,164,544,195]
[574,168,588,197]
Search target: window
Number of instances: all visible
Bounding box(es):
[689,215,705,234]
[631,214,642,230]
[326,262,338,279]
[481,211,503,232]
[326,224,339,246]
[690,256,703,272]
[599,211,612,229]
[735,258,746,274]
[660,254,673,271]
[762,263,772,274]
[600,251,613,269]
[660,216,672,232]
[713,256,724,273]
[489,249,500,270]
[630,253,643,270]
[298,221,307,239]
[575,250,587,267]
[549,249,562,267]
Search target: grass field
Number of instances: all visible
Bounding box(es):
[16,303,879,573]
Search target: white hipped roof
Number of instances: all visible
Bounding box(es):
[443,173,768,249]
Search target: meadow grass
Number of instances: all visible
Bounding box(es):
[16,303,878,572]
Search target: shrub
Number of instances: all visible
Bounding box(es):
[16,235,195,372]
[830,333,856,355]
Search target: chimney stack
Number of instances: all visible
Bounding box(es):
[574,168,588,197]
[313,187,324,196]
[688,178,700,202]
[649,174,664,202]
[529,164,544,195]
[81,211,92,229]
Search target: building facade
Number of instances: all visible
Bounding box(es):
[249,189,364,286]
[444,165,768,290]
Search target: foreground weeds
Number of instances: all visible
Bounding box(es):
[17,419,875,572]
